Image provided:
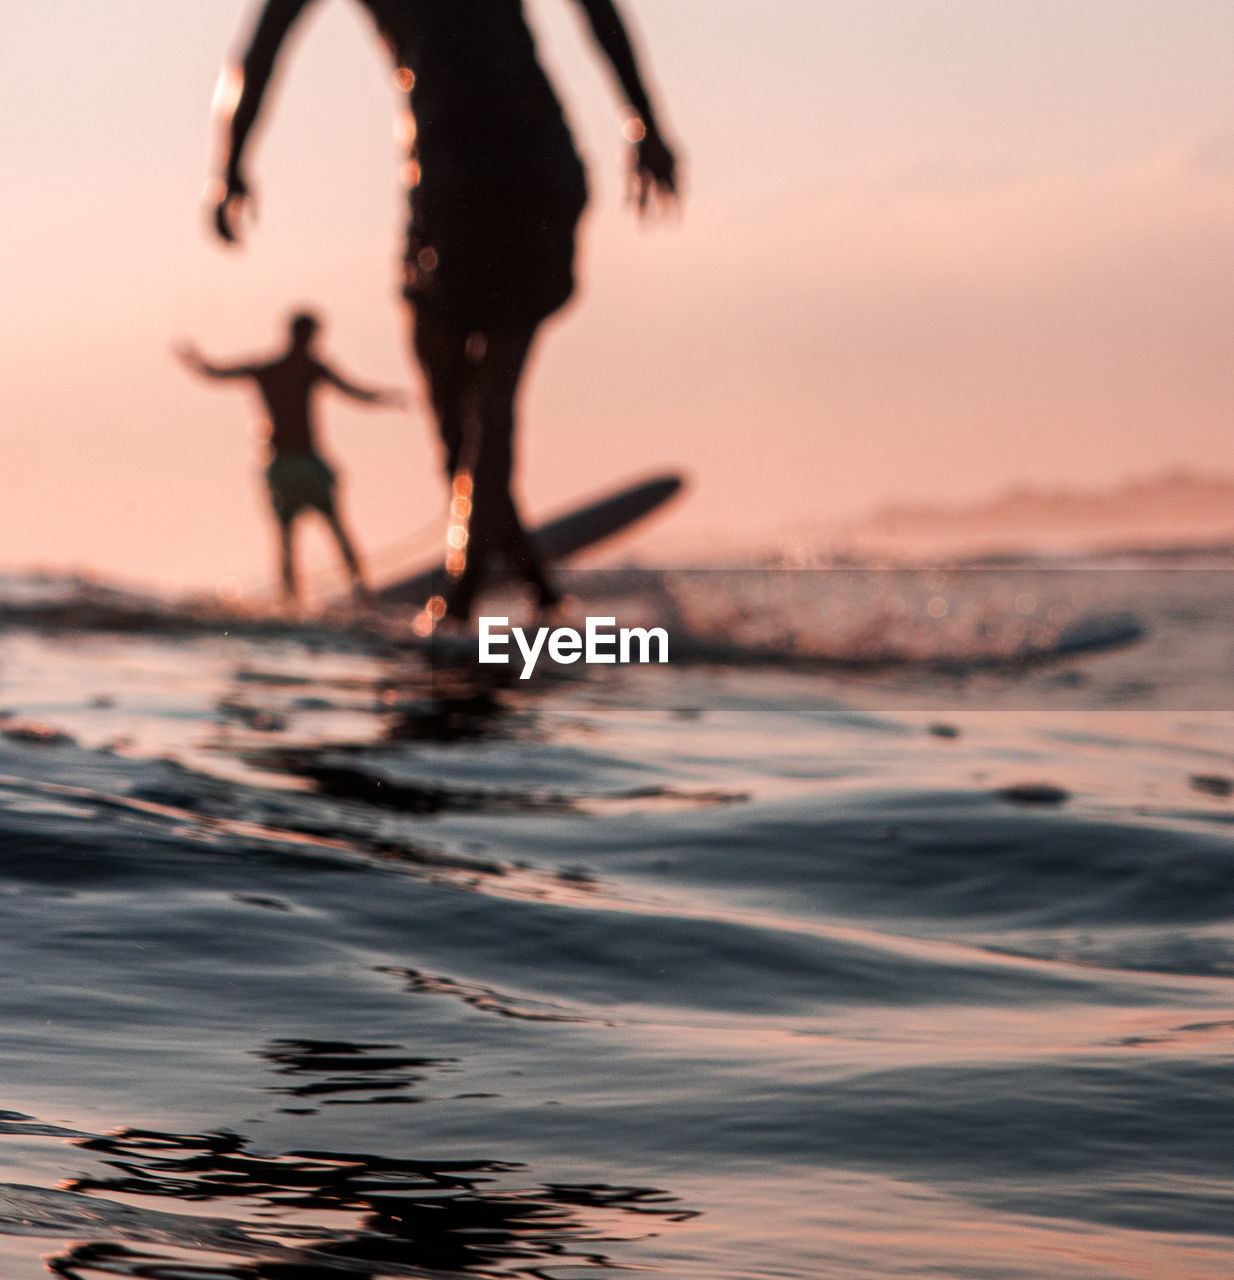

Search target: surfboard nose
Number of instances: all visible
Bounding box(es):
[637,474,685,504]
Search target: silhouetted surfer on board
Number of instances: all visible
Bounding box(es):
[209,0,679,625]
[176,310,406,607]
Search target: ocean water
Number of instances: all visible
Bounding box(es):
[1,563,1234,1278]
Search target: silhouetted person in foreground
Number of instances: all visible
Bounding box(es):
[210,0,678,625]
[176,311,405,606]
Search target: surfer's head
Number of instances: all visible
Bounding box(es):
[288,310,321,349]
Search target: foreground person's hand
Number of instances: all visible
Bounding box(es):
[210,168,255,245]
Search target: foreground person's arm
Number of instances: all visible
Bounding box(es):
[573,0,679,211]
[210,0,318,244]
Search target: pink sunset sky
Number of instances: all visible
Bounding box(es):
[5,0,1234,594]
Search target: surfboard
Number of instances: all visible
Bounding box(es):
[1019,611,1143,662]
[667,610,1145,671]
[376,473,684,607]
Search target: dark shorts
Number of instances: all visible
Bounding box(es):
[266,453,336,521]
[403,139,588,331]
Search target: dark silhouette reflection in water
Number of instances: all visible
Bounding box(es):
[257,1039,458,1110]
[48,1122,694,1278]
[380,686,515,745]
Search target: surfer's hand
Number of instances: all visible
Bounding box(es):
[210,168,254,245]
[172,341,205,373]
[629,122,678,216]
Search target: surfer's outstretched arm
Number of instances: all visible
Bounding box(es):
[174,342,258,381]
[211,0,317,244]
[572,0,679,210]
[319,362,407,409]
